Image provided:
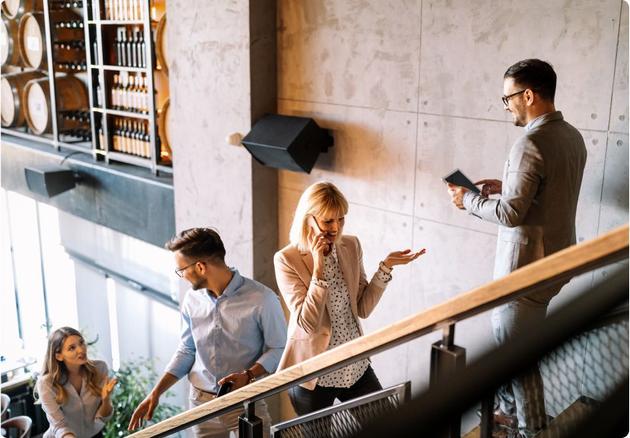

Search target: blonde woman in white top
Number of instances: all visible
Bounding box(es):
[36,327,117,438]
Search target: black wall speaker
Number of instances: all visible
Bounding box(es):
[241,114,333,173]
[24,167,78,198]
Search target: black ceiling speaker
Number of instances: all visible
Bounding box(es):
[24,166,79,198]
[241,114,333,173]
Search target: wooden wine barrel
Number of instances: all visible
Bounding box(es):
[23,75,88,134]
[18,10,83,69]
[153,67,169,109]
[1,70,45,127]
[155,14,168,74]
[157,97,172,158]
[1,0,42,19]
[150,0,165,22]
[0,16,21,66]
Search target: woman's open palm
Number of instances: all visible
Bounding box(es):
[101,377,118,400]
[383,248,426,268]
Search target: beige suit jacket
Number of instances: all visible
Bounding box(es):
[274,235,387,389]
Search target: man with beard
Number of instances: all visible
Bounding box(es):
[128,227,287,437]
[447,59,587,437]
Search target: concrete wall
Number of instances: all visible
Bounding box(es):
[160,0,628,426]
[166,0,278,289]
[276,0,629,397]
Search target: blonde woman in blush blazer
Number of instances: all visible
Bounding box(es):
[274,181,425,415]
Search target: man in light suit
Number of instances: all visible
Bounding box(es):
[447,59,587,438]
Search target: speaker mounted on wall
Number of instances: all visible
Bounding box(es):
[24,166,80,198]
[241,114,333,173]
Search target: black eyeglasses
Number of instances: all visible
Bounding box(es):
[175,260,200,278]
[501,89,527,106]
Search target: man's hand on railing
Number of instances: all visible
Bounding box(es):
[218,363,264,391]
[218,371,250,391]
[128,392,160,431]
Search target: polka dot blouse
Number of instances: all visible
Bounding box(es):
[317,245,379,388]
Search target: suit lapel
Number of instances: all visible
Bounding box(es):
[335,239,357,308]
[299,250,314,285]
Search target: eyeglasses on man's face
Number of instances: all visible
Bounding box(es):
[175,260,200,278]
[501,89,527,107]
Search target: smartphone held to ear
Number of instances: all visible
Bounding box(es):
[307,215,333,253]
[307,215,322,233]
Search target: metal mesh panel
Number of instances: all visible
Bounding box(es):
[487,315,628,437]
[540,318,628,417]
[273,387,404,438]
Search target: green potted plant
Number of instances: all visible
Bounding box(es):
[104,358,180,438]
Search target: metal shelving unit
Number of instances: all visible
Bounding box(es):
[85,0,169,175]
[1,0,171,176]
[1,1,93,155]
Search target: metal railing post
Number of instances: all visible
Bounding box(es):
[239,401,263,438]
[430,323,466,438]
[480,392,494,438]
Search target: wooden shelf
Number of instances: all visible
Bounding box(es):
[108,150,152,166]
[92,65,148,72]
[93,108,151,119]
[94,20,145,25]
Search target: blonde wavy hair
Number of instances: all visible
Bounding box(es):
[36,327,103,405]
[289,181,349,252]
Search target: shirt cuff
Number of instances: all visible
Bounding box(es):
[462,191,482,218]
[164,355,194,379]
[378,261,392,274]
[462,191,476,210]
[256,350,281,374]
[375,268,392,284]
[55,428,76,438]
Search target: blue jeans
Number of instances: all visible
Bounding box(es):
[492,300,548,437]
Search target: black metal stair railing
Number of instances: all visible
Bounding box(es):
[351,268,629,438]
[270,382,410,438]
[126,225,628,438]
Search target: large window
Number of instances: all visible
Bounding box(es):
[0,188,187,409]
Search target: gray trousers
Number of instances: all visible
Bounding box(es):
[492,301,548,437]
[189,387,271,438]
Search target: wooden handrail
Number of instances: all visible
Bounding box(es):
[129,224,629,438]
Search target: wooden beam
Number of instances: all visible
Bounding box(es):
[129,224,628,437]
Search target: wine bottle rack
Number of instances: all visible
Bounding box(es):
[85,0,170,174]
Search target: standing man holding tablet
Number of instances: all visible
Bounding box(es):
[446,59,587,438]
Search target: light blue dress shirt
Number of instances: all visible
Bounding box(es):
[165,269,287,393]
[37,360,111,438]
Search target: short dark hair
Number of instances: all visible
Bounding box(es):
[504,59,557,102]
[165,227,226,263]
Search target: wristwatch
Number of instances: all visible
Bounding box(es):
[244,368,255,383]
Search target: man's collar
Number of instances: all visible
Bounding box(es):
[525,111,563,131]
[202,268,242,298]
[222,268,242,297]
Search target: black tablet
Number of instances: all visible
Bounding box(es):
[443,169,480,194]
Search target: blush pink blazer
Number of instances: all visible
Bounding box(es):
[273,234,388,390]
